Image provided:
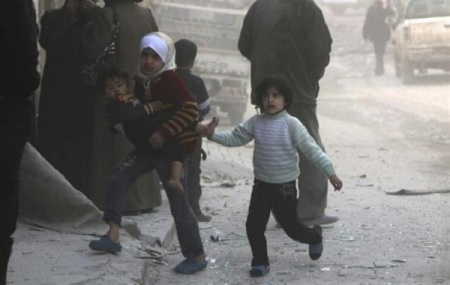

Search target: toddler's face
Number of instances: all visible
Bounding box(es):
[140,48,165,76]
[262,87,286,115]
[104,77,128,99]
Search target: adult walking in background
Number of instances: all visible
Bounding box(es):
[363,0,396,76]
[238,0,336,225]
[175,39,212,222]
[37,0,98,196]
[0,0,40,283]
[83,0,161,213]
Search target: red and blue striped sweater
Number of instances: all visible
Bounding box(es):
[134,70,199,154]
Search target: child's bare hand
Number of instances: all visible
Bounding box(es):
[195,117,219,138]
[149,131,164,148]
[205,117,219,138]
[329,175,343,191]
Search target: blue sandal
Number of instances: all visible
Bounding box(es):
[89,235,122,254]
[174,257,208,274]
[249,264,270,277]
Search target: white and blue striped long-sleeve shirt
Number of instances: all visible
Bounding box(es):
[211,110,336,184]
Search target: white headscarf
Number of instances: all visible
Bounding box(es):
[137,32,176,82]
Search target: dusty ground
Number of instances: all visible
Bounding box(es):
[150,11,450,285]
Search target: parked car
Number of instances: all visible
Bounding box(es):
[393,0,450,84]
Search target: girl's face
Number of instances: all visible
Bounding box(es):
[140,48,165,76]
[104,76,128,99]
[262,87,286,115]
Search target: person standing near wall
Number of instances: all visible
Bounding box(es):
[238,0,337,226]
[83,0,161,213]
[0,1,40,283]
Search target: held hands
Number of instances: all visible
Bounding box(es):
[149,131,164,148]
[196,117,219,139]
[329,175,343,191]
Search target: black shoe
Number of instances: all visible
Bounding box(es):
[309,225,323,261]
[174,257,208,274]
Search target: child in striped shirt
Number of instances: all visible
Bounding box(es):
[198,75,343,278]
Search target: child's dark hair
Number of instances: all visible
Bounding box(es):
[255,75,293,111]
[174,39,197,67]
[96,65,130,91]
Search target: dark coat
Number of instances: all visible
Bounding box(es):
[38,8,95,137]
[37,7,96,194]
[362,0,396,42]
[0,0,40,102]
[83,1,158,85]
[83,0,160,210]
[238,0,332,106]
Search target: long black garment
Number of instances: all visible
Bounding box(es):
[37,7,96,194]
[0,0,40,283]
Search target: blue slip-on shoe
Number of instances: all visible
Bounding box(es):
[89,235,122,254]
[249,264,270,277]
[174,257,208,274]
[309,225,323,260]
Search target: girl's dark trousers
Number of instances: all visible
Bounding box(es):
[246,179,322,266]
[103,148,204,258]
